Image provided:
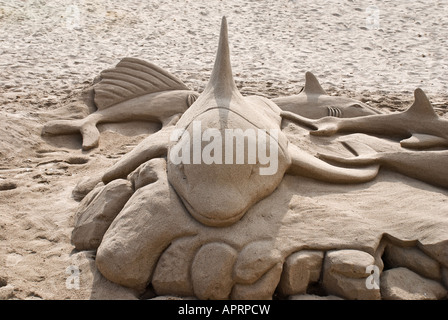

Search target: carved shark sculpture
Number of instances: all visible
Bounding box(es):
[88,17,383,290]
[99,17,379,227]
[65,17,448,296]
[273,72,382,119]
[281,88,448,150]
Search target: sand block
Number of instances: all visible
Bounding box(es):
[71,179,133,250]
[381,267,447,300]
[277,250,324,296]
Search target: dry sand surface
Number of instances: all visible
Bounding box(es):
[0,0,447,299]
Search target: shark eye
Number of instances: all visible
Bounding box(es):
[351,104,363,109]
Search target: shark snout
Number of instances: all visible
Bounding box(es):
[178,177,251,227]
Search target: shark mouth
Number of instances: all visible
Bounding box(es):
[178,191,248,227]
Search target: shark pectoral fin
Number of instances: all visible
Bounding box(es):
[281,111,341,136]
[102,127,173,184]
[308,120,339,136]
[400,133,448,149]
[287,143,379,184]
[317,140,380,165]
[281,111,319,130]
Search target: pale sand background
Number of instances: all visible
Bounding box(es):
[0,0,447,299]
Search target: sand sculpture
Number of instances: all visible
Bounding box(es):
[272,71,382,119]
[42,59,200,151]
[282,88,448,149]
[43,17,448,300]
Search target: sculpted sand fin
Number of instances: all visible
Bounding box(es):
[400,133,448,149]
[405,88,437,118]
[317,140,381,166]
[341,140,377,157]
[302,71,327,96]
[318,140,448,189]
[287,143,379,184]
[202,16,240,100]
[42,57,196,150]
[94,57,190,110]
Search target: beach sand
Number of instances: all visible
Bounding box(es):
[0,0,447,299]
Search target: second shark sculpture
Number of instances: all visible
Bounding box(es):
[282,88,448,150]
[272,71,381,119]
[282,89,448,189]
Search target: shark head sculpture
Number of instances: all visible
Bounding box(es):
[167,17,291,227]
[273,71,382,118]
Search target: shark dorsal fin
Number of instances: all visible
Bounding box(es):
[405,88,437,118]
[303,71,327,95]
[203,16,239,100]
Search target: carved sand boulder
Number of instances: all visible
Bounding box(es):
[381,267,447,300]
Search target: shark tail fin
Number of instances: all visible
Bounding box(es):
[42,118,100,151]
[80,122,101,150]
